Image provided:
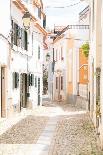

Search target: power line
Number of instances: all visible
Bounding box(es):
[46,2,81,9]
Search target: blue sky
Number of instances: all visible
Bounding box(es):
[43,0,88,29]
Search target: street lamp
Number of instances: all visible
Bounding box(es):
[22,11,31,30]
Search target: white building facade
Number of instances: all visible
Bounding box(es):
[0,0,47,118]
[82,0,103,149]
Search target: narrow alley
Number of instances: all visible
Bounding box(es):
[0,97,102,155]
[0,0,103,154]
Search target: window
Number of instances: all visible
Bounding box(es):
[43,15,46,29]
[22,29,28,50]
[84,75,87,80]
[29,74,34,86]
[38,7,41,19]
[13,72,19,89]
[61,47,64,61]
[11,20,28,50]
[24,30,28,50]
[35,76,37,87]
[56,77,58,89]
[13,22,18,46]
[61,76,63,90]
[38,46,40,59]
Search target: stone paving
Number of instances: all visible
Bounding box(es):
[49,113,102,155]
[0,115,48,144]
[48,102,103,155]
[0,97,103,155]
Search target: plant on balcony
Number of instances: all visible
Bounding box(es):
[81,42,89,57]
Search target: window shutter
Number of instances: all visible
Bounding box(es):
[15,72,19,88]
[35,76,37,87]
[43,15,46,29]
[38,7,41,19]
[61,76,63,90]
[12,72,19,89]
[24,30,28,50]
[31,74,34,86]
[17,73,19,88]
[56,77,58,89]
[38,46,40,59]
[12,72,15,89]
[21,28,24,49]
[17,26,21,47]
[29,74,31,86]
[14,23,19,46]
[11,20,14,45]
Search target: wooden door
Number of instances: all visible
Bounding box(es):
[20,73,27,109]
[1,67,6,117]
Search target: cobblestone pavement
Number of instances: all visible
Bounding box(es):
[0,97,103,155]
[0,115,48,144]
[48,102,103,155]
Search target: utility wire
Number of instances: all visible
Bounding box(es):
[46,2,80,9]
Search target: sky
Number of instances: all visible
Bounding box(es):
[43,0,88,29]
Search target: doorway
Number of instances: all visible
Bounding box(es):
[20,73,27,110]
[1,67,6,118]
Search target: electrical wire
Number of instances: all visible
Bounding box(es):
[46,1,81,9]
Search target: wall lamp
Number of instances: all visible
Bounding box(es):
[22,11,31,30]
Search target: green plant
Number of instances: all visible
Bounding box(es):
[81,42,89,57]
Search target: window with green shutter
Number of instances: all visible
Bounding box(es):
[13,72,19,89]
[35,76,37,88]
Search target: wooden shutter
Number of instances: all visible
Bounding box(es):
[24,30,28,50]
[11,20,14,46]
[29,74,31,86]
[61,76,63,90]
[31,74,34,86]
[43,15,46,29]
[35,76,37,87]
[38,7,41,19]
[13,72,19,89]
[21,28,24,49]
[56,77,58,89]
[14,23,18,46]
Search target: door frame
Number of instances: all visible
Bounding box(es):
[0,65,7,118]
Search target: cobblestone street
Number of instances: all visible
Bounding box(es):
[0,97,103,155]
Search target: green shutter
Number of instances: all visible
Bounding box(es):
[31,74,34,86]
